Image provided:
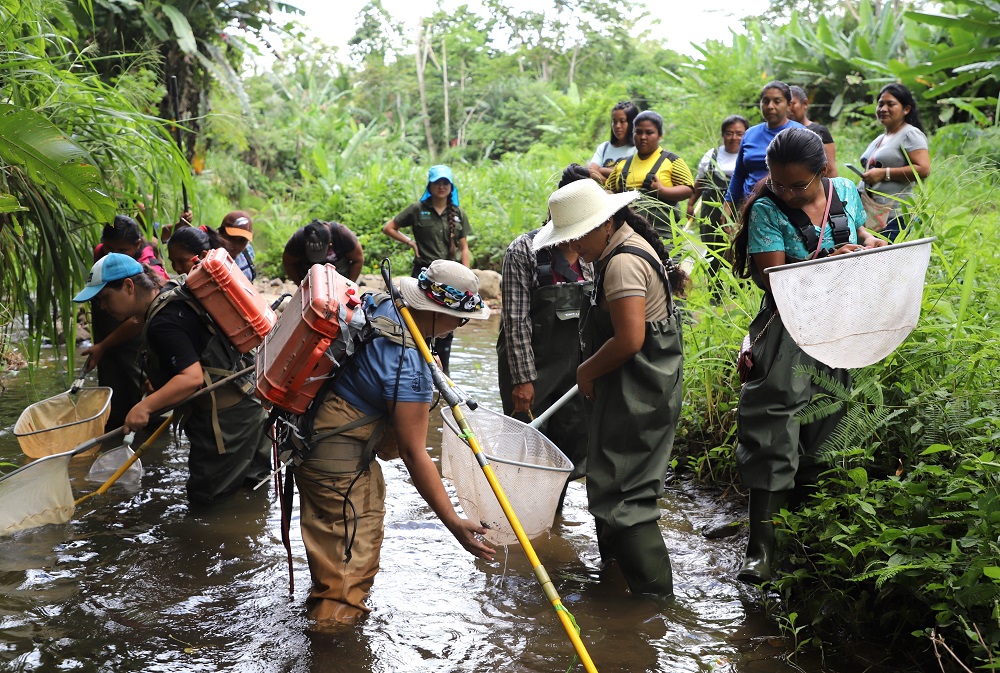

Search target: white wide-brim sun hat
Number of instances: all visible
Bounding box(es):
[399,259,491,321]
[532,179,640,251]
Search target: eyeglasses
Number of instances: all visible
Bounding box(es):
[723,131,745,139]
[765,171,821,196]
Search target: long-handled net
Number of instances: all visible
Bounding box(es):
[379,260,599,673]
[764,237,935,368]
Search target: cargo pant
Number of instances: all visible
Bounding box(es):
[294,394,387,623]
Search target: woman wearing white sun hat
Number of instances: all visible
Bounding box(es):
[534,179,685,598]
[294,259,494,625]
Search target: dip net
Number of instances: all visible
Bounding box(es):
[765,237,935,369]
[441,406,573,546]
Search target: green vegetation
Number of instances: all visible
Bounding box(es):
[2,0,1000,669]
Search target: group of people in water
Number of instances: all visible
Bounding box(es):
[72,79,931,623]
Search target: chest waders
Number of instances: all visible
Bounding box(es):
[735,181,852,584]
[580,243,683,597]
[271,294,419,618]
[697,148,732,297]
[497,243,592,481]
[616,150,682,243]
[141,282,270,505]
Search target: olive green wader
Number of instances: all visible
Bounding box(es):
[581,245,684,597]
[735,298,850,583]
[141,283,271,505]
[497,279,592,482]
[293,394,390,623]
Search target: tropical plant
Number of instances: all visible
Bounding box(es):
[1,0,188,368]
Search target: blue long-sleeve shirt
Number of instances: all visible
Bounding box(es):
[724,120,804,207]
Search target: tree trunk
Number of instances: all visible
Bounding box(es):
[415,24,437,160]
[442,38,450,149]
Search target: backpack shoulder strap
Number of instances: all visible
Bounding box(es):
[761,178,850,255]
[640,150,677,191]
[617,155,634,193]
[598,243,672,307]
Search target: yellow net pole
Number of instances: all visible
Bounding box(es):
[382,262,598,673]
[74,414,173,506]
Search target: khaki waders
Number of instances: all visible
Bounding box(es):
[294,394,389,623]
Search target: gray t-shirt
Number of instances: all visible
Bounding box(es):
[590,141,636,169]
[860,124,928,220]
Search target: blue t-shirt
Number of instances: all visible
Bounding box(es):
[235,243,255,282]
[748,177,864,260]
[332,299,434,416]
[725,120,804,206]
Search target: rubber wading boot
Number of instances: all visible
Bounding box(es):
[613,521,674,598]
[737,489,789,585]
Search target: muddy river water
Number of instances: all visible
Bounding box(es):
[0,317,838,672]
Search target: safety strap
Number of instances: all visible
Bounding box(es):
[762,178,851,257]
[594,243,673,312]
[618,149,678,193]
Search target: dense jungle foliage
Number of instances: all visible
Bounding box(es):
[2,0,1000,669]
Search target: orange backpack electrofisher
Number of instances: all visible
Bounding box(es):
[256,264,365,414]
[185,247,276,353]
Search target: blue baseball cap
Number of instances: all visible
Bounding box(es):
[420,165,460,207]
[74,253,144,302]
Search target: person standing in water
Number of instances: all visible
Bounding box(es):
[382,166,472,374]
[534,179,686,598]
[497,164,593,510]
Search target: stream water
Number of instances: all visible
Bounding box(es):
[0,318,842,673]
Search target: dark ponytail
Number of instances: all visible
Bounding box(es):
[612,206,690,297]
[168,225,223,257]
[729,127,828,279]
[559,163,592,187]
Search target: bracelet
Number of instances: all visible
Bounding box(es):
[885,166,891,181]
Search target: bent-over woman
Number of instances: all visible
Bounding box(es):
[730,128,886,584]
[74,253,271,505]
[533,179,685,598]
[294,260,494,623]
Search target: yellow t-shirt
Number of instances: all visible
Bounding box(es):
[606,148,694,195]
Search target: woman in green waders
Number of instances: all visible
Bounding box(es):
[730,127,885,584]
[533,179,686,598]
[74,253,271,505]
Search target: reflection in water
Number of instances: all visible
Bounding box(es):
[0,318,829,673]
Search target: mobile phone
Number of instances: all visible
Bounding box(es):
[845,163,865,179]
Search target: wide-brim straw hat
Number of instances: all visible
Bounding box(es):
[399,259,491,321]
[532,180,640,251]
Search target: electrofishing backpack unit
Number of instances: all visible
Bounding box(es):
[184,247,276,353]
[255,263,369,415]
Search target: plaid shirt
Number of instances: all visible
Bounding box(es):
[500,231,593,385]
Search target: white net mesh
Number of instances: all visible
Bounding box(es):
[0,454,75,537]
[441,406,573,546]
[765,237,935,369]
